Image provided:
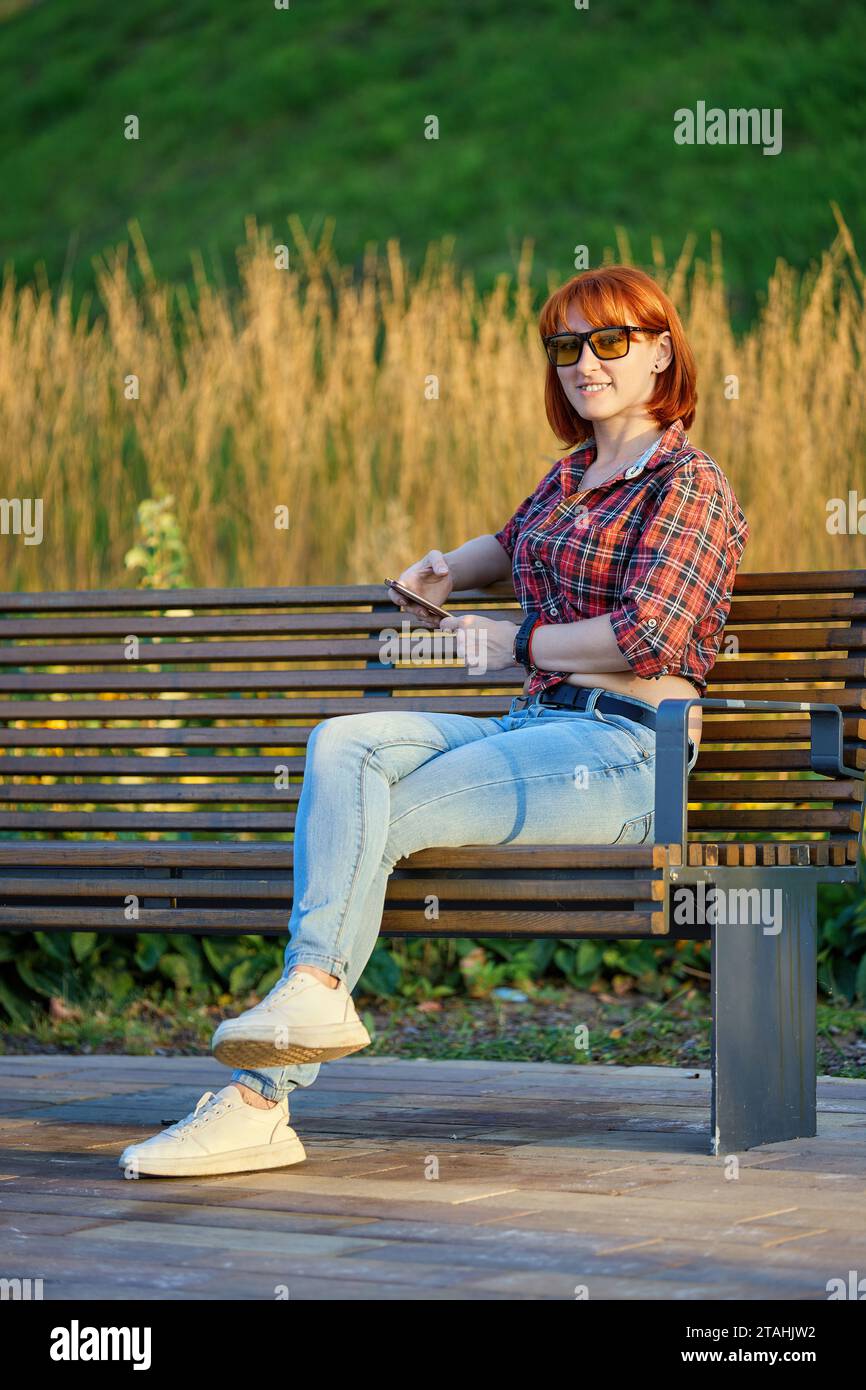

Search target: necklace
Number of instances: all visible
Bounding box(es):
[582,434,662,488]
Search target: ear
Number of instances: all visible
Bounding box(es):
[653,330,674,373]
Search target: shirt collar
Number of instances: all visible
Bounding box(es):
[559,417,686,496]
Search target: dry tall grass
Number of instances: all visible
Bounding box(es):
[1,208,864,593]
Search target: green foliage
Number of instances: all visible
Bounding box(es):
[357,941,403,998]
[123,495,190,589]
[817,884,866,1005]
[0,880,864,1024]
[0,929,287,1023]
[0,0,864,327]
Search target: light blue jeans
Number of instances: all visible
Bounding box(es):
[230,688,699,1100]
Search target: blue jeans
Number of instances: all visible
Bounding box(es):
[230,688,699,1101]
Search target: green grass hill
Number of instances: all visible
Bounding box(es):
[1,0,864,324]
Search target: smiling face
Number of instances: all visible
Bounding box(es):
[556,305,673,425]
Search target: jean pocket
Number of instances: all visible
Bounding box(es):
[611,811,652,845]
[597,711,655,761]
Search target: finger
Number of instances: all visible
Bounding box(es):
[405,606,435,627]
[420,549,450,577]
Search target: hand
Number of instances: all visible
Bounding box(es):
[438,614,521,673]
[387,550,454,629]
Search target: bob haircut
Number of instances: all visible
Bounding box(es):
[538,265,697,445]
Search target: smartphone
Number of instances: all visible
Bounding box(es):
[384,577,453,621]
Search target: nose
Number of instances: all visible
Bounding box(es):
[566,338,601,375]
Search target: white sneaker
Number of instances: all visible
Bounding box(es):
[117,1084,306,1178]
[211,971,371,1068]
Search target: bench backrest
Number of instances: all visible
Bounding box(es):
[0,570,863,866]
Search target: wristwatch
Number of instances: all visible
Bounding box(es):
[512,611,543,669]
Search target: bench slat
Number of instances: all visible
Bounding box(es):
[0,841,658,868]
[1,568,863,611]
[0,875,658,902]
[0,905,660,935]
[0,837,846,870]
[1,657,864,691]
[0,605,863,639]
[1,687,864,720]
[0,777,859,804]
[2,632,865,665]
[0,809,855,833]
[0,718,861,748]
[2,746,862,774]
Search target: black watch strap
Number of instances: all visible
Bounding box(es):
[514,610,541,669]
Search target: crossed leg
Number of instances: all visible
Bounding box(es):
[230,704,655,1100]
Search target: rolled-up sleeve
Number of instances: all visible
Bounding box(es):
[608,463,735,679]
[493,458,563,558]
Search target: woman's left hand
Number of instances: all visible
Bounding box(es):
[438,615,521,672]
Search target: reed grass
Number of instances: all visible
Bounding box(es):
[1,207,864,593]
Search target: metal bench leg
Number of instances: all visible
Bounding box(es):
[710,877,817,1154]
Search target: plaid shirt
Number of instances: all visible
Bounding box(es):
[493,418,750,697]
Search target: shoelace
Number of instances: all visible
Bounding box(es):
[163,1090,228,1139]
[161,1089,286,1141]
[245,976,306,1016]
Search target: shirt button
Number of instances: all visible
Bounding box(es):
[534,561,542,568]
[550,606,558,616]
[660,666,669,674]
[646,618,657,627]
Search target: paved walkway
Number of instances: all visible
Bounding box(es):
[1,1055,864,1299]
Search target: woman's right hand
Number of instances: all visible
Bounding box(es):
[387,550,455,628]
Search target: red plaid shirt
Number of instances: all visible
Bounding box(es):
[493,418,750,697]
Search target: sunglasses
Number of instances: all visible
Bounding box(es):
[543,325,661,367]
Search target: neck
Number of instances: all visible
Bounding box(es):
[590,417,663,471]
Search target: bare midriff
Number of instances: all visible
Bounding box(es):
[521,668,704,745]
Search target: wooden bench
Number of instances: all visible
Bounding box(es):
[0,570,863,1153]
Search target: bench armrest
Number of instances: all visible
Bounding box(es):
[654,697,865,867]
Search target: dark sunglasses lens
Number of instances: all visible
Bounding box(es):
[591,328,629,359]
[547,336,581,366]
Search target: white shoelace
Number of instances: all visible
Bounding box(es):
[244,976,306,1016]
[162,1090,228,1138]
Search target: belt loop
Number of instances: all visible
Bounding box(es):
[584,687,605,714]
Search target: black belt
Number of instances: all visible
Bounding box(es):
[533,682,657,732]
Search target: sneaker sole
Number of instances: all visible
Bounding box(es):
[212,1026,371,1069]
[118,1135,307,1178]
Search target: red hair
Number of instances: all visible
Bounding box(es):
[538,265,697,445]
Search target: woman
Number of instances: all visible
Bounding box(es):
[120,264,749,1178]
